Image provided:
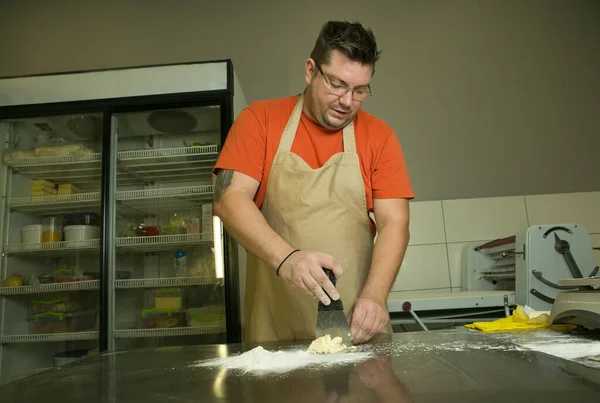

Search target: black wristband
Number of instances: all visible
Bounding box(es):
[276,249,300,277]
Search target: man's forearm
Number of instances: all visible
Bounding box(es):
[361,222,409,303]
[213,190,296,270]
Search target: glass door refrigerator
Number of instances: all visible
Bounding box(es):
[0,60,246,384]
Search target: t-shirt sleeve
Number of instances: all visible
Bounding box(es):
[372,130,415,199]
[213,106,266,183]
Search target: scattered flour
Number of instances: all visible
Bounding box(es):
[519,342,600,360]
[365,340,527,355]
[193,346,372,374]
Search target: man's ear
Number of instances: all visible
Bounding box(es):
[305,58,317,85]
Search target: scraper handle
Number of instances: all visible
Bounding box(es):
[318,268,344,311]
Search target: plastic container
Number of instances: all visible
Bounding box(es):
[21,224,42,247]
[42,216,62,242]
[187,306,225,328]
[29,311,97,334]
[30,293,92,314]
[64,225,100,242]
[147,288,183,310]
[141,308,186,329]
[63,213,100,227]
[174,250,187,277]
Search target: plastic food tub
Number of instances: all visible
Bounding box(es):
[141,308,186,329]
[187,306,225,328]
[29,311,97,334]
[21,224,42,249]
[64,225,100,246]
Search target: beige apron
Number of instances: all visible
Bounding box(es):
[244,93,392,343]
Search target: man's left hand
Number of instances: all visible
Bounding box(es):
[349,296,389,344]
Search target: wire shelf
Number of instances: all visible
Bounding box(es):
[5,153,101,167]
[5,146,218,190]
[116,277,218,289]
[0,331,99,344]
[116,185,213,214]
[7,154,102,191]
[117,185,213,200]
[4,240,100,256]
[115,234,212,252]
[117,146,218,185]
[7,186,212,216]
[0,280,99,295]
[118,145,218,162]
[9,192,101,215]
[114,326,225,339]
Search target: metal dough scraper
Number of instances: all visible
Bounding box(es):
[315,268,352,345]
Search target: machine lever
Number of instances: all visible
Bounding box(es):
[554,234,584,278]
[530,289,555,304]
[532,270,578,290]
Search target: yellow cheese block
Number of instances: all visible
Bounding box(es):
[31,179,55,187]
[31,184,57,192]
[58,184,81,194]
[154,297,182,310]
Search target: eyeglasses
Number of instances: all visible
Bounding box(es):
[316,65,372,101]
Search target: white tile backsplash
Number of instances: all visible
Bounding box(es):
[408,201,446,245]
[442,196,528,243]
[392,244,450,291]
[384,191,599,297]
[526,192,600,233]
[446,242,472,288]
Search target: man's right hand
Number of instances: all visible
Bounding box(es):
[277,250,343,305]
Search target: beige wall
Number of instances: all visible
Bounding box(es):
[1,0,599,201]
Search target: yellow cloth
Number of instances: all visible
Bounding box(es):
[465,305,574,332]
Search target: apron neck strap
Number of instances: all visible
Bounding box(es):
[341,119,356,153]
[278,95,304,152]
[278,93,357,153]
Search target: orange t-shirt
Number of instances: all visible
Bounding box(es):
[214,95,414,216]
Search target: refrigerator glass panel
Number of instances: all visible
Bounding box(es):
[0,113,103,384]
[112,105,226,350]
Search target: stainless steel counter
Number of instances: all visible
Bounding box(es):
[1,328,599,403]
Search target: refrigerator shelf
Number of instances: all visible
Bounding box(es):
[7,185,213,216]
[116,277,219,289]
[117,185,213,214]
[117,145,218,186]
[9,192,101,215]
[5,146,218,190]
[114,326,225,339]
[8,154,102,191]
[0,331,99,344]
[118,145,219,162]
[0,280,99,295]
[4,240,100,256]
[115,234,212,252]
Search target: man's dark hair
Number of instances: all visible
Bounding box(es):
[310,21,381,73]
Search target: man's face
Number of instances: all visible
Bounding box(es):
[305,50,373,131]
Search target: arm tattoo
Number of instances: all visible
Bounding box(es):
[214,169,234,203]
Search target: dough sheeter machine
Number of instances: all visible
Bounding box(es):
[388,223,600,331]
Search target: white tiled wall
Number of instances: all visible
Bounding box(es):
[407,201,446,245]
[391,244,450,291]
[389,191,600,297]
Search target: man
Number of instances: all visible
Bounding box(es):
[212,20,413,345]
